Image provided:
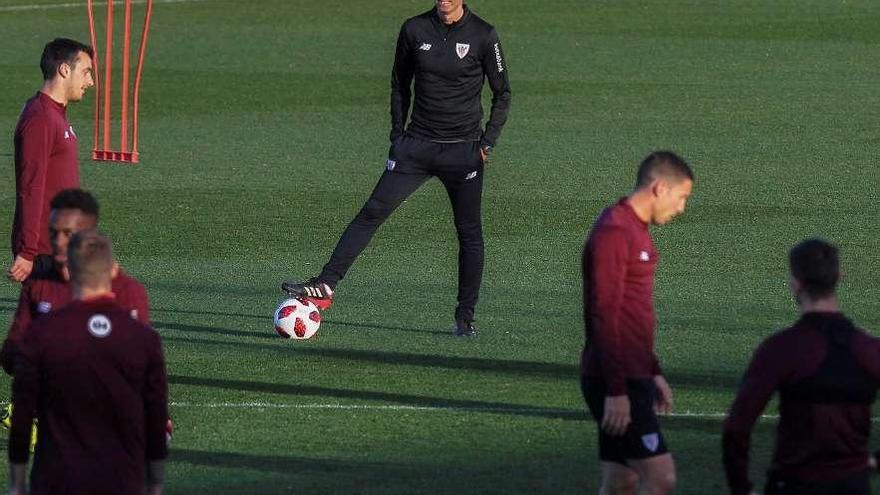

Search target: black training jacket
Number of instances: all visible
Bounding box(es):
[390,6,511,148]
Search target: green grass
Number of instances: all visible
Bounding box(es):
[1,0,879,493]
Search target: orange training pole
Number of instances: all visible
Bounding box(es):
[121,0,132,152]
[86,0,101,158]
[131,0,154,161]
[102,0,113,154]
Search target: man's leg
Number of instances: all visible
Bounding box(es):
[318,169,429,286]
[628,454,676,495]
[600,461,639,495]
[439,162,484,326]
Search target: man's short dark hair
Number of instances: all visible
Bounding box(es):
[40,38,94,81]
[789,238,839,299]
[50,189,100,220]
[68,230,113,288]
[636,151,694,188]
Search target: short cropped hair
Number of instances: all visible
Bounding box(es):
[50,189,100,220]
[635,151,694,188]
[68,230,114,289]
[40,38,94,81]
[789,238,839,299]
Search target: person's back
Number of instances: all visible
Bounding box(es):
[723,239,880,495]
[8,231,167,495]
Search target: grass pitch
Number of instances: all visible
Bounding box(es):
[1,0,879,493]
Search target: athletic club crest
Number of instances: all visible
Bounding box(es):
[456,43,470,59]
[641,433,660,453]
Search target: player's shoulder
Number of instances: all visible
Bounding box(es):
[465,9,496,34]
[113,269,147,292]
[402,9,435,29]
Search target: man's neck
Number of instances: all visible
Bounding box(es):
[626,189,653,224]
[799,295,839,315]
[40,80,68,107]
[73,285,113,301]
[437,6,465,25]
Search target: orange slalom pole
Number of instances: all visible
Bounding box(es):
[102,0,113,154]
[131,0,154,161]
[121,0,132,152]
[86,0,101,158]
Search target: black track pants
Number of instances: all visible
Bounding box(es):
[319,134,485,322]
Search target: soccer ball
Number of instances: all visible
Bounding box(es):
[273,298,321,339]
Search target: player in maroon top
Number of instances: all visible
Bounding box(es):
[581,151,693,495]
[8,38,94,282]
[722,239,880,495]
[1,189,150,375]
[8,231,168,495]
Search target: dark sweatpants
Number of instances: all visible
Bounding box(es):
[319,134,485,322]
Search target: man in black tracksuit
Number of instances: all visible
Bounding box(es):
[283,0,511,336]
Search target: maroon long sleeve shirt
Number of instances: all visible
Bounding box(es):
[12,92,80,260]
[722,312,880,495]
[1,267,150,375]
[581,198,662,396]
[8,296,168,495]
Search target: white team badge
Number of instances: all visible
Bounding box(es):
[456,43,470,59]
[641,433,660,452]
[87,314,112,338]
[419,43,432,51]
[639,250,650,262]
[130,309,139,320]
[37,301,52,314]
[385,159,397,171]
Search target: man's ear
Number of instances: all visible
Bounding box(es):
[651,178,667,198]
[58,62,71,79]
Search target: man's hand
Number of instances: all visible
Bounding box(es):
[601,395,631,436]
[654,375,674,414]
[479,145,492,163]
[6,256,33,282]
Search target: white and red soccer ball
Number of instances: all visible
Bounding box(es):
[273,298,321,339]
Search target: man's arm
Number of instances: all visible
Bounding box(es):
[8,327,41,472]
[12,116,53,265]
[722,338,785,495]
[479,27,511,150]
[1,285,34,375]
[583,227,629,396]
[389,23,414,143]
[144,330,169,467]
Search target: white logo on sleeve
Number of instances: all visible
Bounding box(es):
[455,43,470,59]
[385,159,397,171]
[493,42,504,72]
[37,301,52,314]
[419,43,432,51]
[641,433,660,452]
[639,250,650,262]
[87,314,112,338]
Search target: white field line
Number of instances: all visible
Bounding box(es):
[0,0,209,13]
[168,401,780,420]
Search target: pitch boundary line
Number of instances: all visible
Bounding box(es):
[168,401,781,420]
[0,0,210,13]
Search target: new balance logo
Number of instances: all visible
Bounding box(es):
[465,171,478,180]
[641,433,659,452]
[419,43,432,51]
[639,251,650,262]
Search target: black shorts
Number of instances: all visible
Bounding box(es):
[581,376,669,464]
[764,470,870,495]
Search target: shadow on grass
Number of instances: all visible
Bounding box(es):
[170,448,418,477]
[160,331,577,379]
[154,320,276,340]
[168,374,587,421]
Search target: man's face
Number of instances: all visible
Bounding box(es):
[436,0,464,16]
[49,209,97,267]
[65,51,94,102]
[652,178,693,225]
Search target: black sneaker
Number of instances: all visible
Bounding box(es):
[453,319,477,337]
[281,278,335,309]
